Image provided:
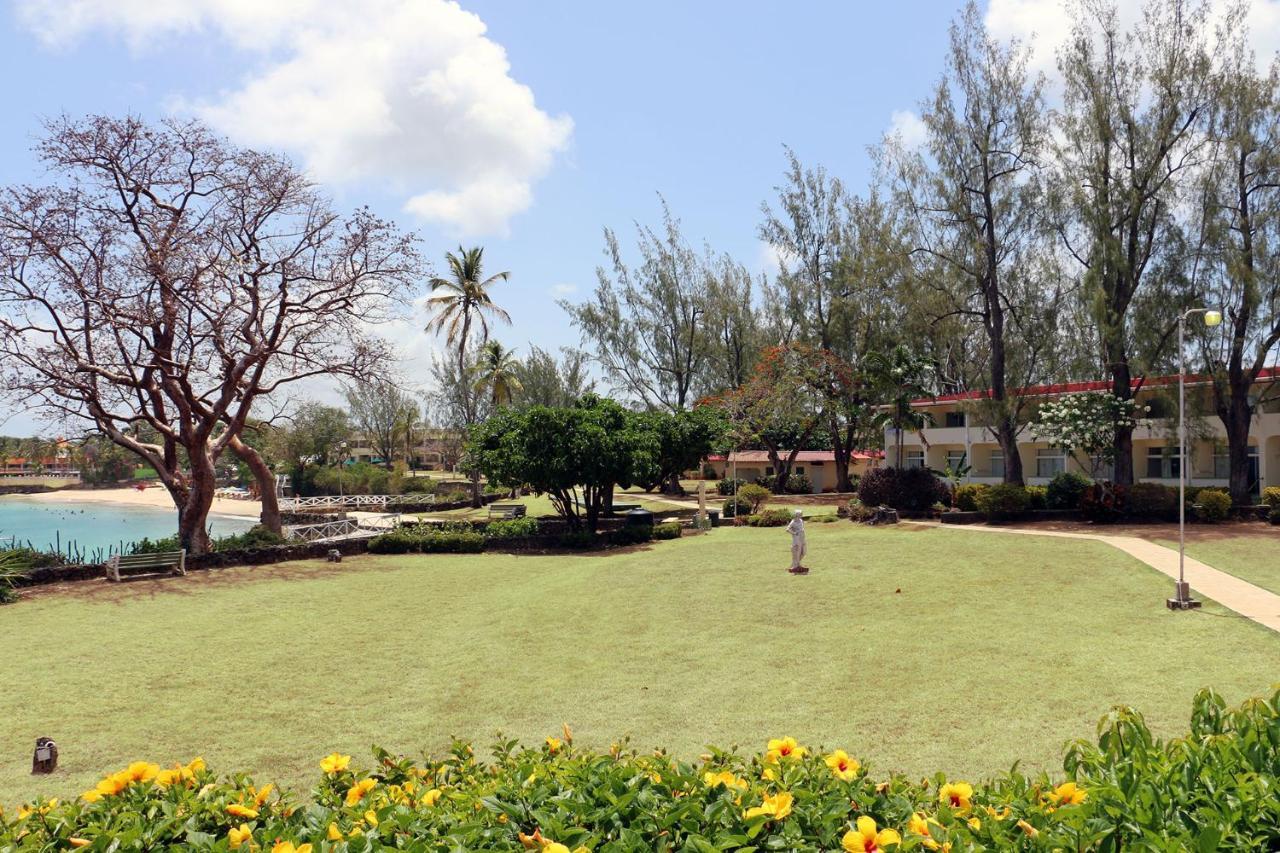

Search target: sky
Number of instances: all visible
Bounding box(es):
[1,0,1278,436]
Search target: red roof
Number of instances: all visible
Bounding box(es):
[913,366,1280,406]
[707,450,883,463]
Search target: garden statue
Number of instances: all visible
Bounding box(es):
[785,509,808,575]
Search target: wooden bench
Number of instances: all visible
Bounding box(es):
[488,503,527,519]
[105,550,187,582]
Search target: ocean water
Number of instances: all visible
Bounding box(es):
[0,496,254,560]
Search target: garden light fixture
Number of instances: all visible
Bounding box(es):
[1168,307,1221,611]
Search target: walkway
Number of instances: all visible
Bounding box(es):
[905,521,1280,634]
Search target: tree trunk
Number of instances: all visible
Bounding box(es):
[470,468,482,509]
[1219,384,1254,506]
[996,419,1024,486]
[170,459,217,555]
[228,435,282,534]
[1108,356,1135,487]
[664,472,683,495]
[831,415,854,492]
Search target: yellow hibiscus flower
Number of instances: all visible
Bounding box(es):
[226,804,259,819]
[320,753,351,774]
[938,781,973,811]
[841,815,902,852]
[703,770,748,790]
[228,824,253,849]
[420,788,443,807]
[825,750,860,782]
[1049,781,1087,806]
[270,844,312,853]
[545,737,562,753]
[743,791,793,821]
[344,778,377,807]
[764,737,806,762]
[1016,819,1039,838]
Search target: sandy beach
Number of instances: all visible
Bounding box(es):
[12,486,264,518]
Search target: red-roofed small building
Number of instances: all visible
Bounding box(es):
[703,449,883,493]
[883,368,1280,496]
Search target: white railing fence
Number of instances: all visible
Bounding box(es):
[279,494,436,512]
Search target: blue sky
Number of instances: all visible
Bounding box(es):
[16,0,1268,435]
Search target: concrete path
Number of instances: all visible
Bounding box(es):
[904,521,1280,634]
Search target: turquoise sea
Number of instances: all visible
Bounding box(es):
[0,496,253,560]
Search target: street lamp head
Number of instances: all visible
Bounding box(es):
[1203,310,1222,327]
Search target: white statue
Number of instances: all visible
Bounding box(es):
[785,509,808,575]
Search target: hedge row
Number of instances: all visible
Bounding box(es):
[4,688,1278,850]
[366,522,683,554]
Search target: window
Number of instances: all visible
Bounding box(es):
[1036,448,1065,478]
[945,450,966,470]
[944,411,966,428]
[810,460,824,467]
[1213,445,1228,479]
[1089,454,1112,481]
[1146,447,1180,480]
[795,466,805,475]
[904,450,925,469]
[989,450,1005,478]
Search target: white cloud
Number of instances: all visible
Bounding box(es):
[985,0,1280,77]
[886,109,928,149]
[15,0,573,237]
[550,282,577,296]
[757,240,791,275]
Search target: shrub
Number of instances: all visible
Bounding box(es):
[7,689,1280,851]
[783,473,812,494]
[1080,482,1125,523]
[367,529,484,554]
[483,518,539,538]
[607,525,653,546]
[1270,505,1280,526]
[215,524,287,551]
[846,498,875,523]
[400,477,438,494]
[954,483,990,512]
[437,490,470,504]
[1126,483,1179,521]
[1025,485,1048,511]
[1046,471,1090,510]
[737,483,772,513]
[555,530,599,550]
[1263,486,1280,509]
[0,550,30,605]
[745,508,792,527]
[716,477,744,496]
[652,522,682,540]
[1194,488,1232,523]
[721,496,752,518]
[130,535,181,555]
[857,467,949,512]
[702,463,718,479]
[974,482,1030,521]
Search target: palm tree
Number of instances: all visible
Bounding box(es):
[425,246,512,373]
[866,346,935,468]
[472,341,524,408]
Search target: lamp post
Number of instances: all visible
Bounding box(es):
[338,441,348,501]
[1167,307,1222,611]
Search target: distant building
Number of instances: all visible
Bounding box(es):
[885,368,1280,496]
[703,450,883,494]
[343,428,465,471]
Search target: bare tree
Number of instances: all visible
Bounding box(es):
[0,116,421,552]
[345,380,417,470]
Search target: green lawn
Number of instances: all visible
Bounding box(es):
[4,524,1277,807]
[1156,530,1280,596]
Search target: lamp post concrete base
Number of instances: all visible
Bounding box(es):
[1166,582,1201,610]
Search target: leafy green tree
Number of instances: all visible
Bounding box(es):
[1054,0,1215,486]
[563,199,711,412]
[345,381,417,470]
[887,1,1057,485]
[472,340,524,408]
[426,246,511,375]
[1193,35,1280,504]
[468,395,655,531]
[512,346,595,408]
[866,346,935,468]
[633,407,727,494]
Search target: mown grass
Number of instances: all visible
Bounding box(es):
[4,523,1277,806]
[1156,531,1280,595]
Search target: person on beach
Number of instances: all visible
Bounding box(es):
[785,509,808,575]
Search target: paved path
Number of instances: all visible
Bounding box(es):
[904,521,1280,634]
